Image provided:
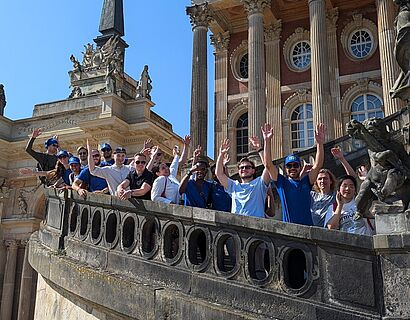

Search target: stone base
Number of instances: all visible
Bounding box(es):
[373,203,410,234]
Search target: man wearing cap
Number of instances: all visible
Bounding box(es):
[77,146,88,168]
[117,153,153,200]
[267,123,326,226]
[72,149,108,197]
[87,141,133,195]
[25,128,59,184]
[68,156,82,185]
[100,143,114,166]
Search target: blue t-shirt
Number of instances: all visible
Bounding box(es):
[100,159,115,167]
[273,174,313,226]
[77,168,108,192]
[210,181,231,212]
[226,176,269,218]
[62,169,72,185]
[184,180,213,208]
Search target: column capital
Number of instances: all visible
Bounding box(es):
[264,20,282,42]
[326,7,339,30]
[210,32,230,53]
[241,0,270,16]
[4,239,18,248]
[186,4,212,29]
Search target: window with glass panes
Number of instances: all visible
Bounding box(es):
[291,41,311,70]
[349,29,373,59]
[236,113,248,162]
[291,103,314,152]
[351,94,384,122]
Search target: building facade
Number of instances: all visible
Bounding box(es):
[187,0,403,160]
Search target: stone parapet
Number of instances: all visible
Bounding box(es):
[27,189,410,319]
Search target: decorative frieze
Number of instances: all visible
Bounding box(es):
[241,0,270,16]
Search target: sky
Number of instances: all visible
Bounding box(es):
[0,1,216,157]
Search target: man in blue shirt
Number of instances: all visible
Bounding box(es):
[268,123,326,226]
[215,124,273,218]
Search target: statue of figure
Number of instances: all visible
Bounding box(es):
[390,0,410,101]
[0,84,6,116]
[70,54,82,72]
[136,65,152,100]
[68,86,83,99]
[18,192,28,215]
[347,118,410,218]
[105,58,117,94]
[82,43,94,67]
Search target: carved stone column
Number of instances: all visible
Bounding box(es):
[211,32,230,156]
[265,21,283,158]
[309,0,334,140]
[242,0,270,141]
[326,8,343,137]
[17,240,34,320]
[0,240,18,320]
[187,4,211,155]
[376,0,403,115]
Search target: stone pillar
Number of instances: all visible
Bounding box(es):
[265,21,283,158]
[17,240,34,320]
[187,4,211,155]
[326,8,343,137]
[309,0,334,140]
[242,0,270,141]
[0,240,18,320]
[211,32,230,157]
[376,0,403,115]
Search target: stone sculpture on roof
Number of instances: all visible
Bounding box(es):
[136,65,152,100]
[0,84,5,116]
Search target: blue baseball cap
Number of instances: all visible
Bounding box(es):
[68,156,80,165]
[100,143,112,151]
[284,154,301,166]
[57,150,69,158]
[44,138,58,148]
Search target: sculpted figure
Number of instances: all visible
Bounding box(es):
[347,118,410,218]
[390,0,410,101]
[136,65,152,100]
[82,43,94,67]
[0,84,6,116]
[105,58,117,94]
[18,192,28,214]
[70,54,82,72]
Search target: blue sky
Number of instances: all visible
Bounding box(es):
[0,1,216,157]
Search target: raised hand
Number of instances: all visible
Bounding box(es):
[331,146,344,160]
[222,153,230,166]
[249,136,261,151]
[219,139,230,155]
[183,135,191,146]
[193,145,202,158]
[150,146,160,158]
[336,191,345,206]
[32,128,42,138]
[315,123,326,144]
[261,123,273,141]
[173,145,180,157]
[144,138,153,149]
[141,147,151,158]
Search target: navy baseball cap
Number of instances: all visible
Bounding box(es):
[57,150,69,158]
[100,143,112,151]
[44,138,58,148]
[284,154,301,166]
[68,156,80,165]
[113,147,126,154]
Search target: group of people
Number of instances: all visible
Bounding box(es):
[23,124,374,236]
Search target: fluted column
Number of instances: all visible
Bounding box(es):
[309,0,334,140]
[17,240,34,320]
[187,4,211,155]
[211,32,230,156]
[376,0,403,115]
[0,240,18,320]
[326,8,343,137]
[242,0,270,141]
[265,21,283,158]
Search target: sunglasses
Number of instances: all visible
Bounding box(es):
[102,149,111,152]
[58,155,68,159]
[92,154,100,158]
[135,160,146,165]
[239,165,254,170]
[285,163,300,169]
[52,144,59,147]
[78,152,87,155]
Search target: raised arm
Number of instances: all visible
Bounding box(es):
[261,123,278,182]
[179,135,191,165]
[215,139,230,189]
[87,139,95,173]
[249,136,264,164]
[25,128,42,159]
[331,147,356,177]
[147,146,159,171]
[308,123,325,185]
[326,192,343,230]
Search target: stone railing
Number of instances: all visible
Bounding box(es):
[29,189,410,319]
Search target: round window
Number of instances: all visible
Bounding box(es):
[239,53,248,79]
[349,29,373,59]
[291,41,311,71]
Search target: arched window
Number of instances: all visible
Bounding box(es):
[236,113,248,162]
[291,103,314,152]
[351,94,384,122]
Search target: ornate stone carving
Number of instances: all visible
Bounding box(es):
[210,32,230,52]
[0,178,10,199]
[264,20,282,42]
[70,54,82,72]
[186,4,212,29]
[17,191,28,215]
[68,86,84,99]
[326,8,339,30]
[136,65,152,100]
[241,0,270,15]
[4,239,18,248]
[80,35,122,70]
[0,83,6,116]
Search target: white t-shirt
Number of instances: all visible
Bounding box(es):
[151,155,180,204]
[324,199,374,235]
